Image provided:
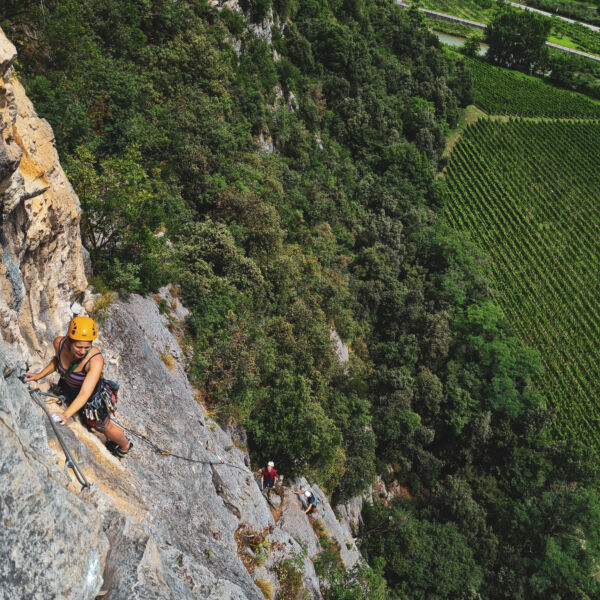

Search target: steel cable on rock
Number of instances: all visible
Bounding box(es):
[1,349,88,490]
[25,384,91,490]
[30,388,248,472]
[110,416,249,471]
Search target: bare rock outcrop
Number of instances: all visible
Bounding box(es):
[0,344,109,599]
[335,493,368,540]
[1,290,326,600]
[0,28,86,361]
[279,478,361,571]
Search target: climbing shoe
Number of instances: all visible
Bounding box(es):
[105,440,119,453]
[112,440,133,459]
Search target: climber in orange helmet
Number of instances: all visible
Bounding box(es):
[26,316,132,458]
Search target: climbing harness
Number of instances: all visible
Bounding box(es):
[24,383,90,491]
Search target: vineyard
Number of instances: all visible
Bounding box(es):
[464,56,600,117]
[443,118,600,450]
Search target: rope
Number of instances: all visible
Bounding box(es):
[34,389,247,472]
[25,384,90,491]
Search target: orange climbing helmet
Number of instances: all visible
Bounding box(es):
[67,316,98,341]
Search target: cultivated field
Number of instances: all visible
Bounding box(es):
[443,118,600,448]
[464,56,600,118]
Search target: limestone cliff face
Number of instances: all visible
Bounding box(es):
[1,290,362,599]
[0,25,365,600]
[0,30,87,361]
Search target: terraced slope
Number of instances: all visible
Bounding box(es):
[444,118,600,448]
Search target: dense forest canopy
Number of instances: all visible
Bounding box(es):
[3,0,600,597]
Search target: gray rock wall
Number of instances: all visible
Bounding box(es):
[279,478,362,570]
[0,289,366,599]
[0,344,109,600]
[0,28,87,362]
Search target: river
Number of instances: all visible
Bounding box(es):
[435,31,489,55]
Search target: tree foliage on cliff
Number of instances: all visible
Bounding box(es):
[5,1,600,598]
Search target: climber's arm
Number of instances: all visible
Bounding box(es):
[26,337,62,381]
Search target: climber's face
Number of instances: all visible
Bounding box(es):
[70,340,92,359]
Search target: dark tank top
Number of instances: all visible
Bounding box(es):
[56,337,101,389]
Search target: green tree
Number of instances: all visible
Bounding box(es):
[485,5,550,73]
[362,501,483,599]
[461,33,483,59]
[65,145,181,291]
[520,486,600,599]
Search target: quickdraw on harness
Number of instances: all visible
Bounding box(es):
[81,379,119,428]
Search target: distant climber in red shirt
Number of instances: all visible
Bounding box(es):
[260,461,278,497]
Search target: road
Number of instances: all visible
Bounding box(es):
[396,2,486,30]
[507,1,600,33]
[396,1,600,63]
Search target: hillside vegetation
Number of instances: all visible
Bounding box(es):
[4,1,600,598]
[524,0,600,26]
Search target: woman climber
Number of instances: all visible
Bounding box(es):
[26,316,132,458]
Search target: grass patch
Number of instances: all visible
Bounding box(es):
[254,579,273,599]
[313,532,345,589]
[551,18,600,55]
[236,525,274,574]
[155,296,170,315]
[90,290,117,322]
[160,351,175,371]
[548,33,579,49]
[88,276,118,321]
[310,518,328,540]
[275,558,309,600]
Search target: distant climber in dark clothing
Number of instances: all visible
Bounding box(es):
[260,461,278,496]
[293,489,317,515]
[26,316,132,458]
